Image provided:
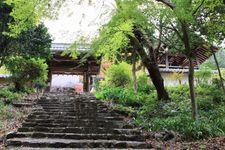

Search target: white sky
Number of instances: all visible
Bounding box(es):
[44,0,116,43]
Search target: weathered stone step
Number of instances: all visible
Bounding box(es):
[22,121,131,129]
[32,109,109,113]
[25,117,124,123]
[30,111,118,116]
[7,132,145,141]
[6,138,152,148]
[17,127,142,135]
[6,92,150,149]
[31,109,112,115]
[7,147,136,150]
[37,101,102,104]
[23,119,125,125]
[28,112,123,120]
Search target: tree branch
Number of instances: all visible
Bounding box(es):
[169,22,183,40]
[155,18,163,52]
[155,0,175,9]
[192,0,205,15]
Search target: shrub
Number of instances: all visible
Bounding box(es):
[0,105,24,120]
[168,84,189,102]
[104,62,132,87]
[0,88,22,104]
[196,85,225,111]
[195,68,212,85]
[145,113,224,140]
[96,76,225,140]
[5,57,48,91]
[137,73,155,93]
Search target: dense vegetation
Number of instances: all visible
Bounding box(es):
[0,0,225,144]
[96,62,225,140]
[0,1,52,130]
[91,0,225,120]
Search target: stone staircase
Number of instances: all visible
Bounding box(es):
[5,92,152,149]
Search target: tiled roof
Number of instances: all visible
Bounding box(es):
[51,43,90,52]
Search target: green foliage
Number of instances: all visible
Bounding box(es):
[104,62,132,87]
[196,85,225,111]
[0,66,10,74]
[15,23,52,60]
[0,105,28,129]
[5,57,48,91]
[137,73,155,93]
[91,0,148,61]
[61,42,81,60]
[0,88,22,104]
[96,87,137,107]
[114,104,136,116]
[195,68,212,85]
[0,3,52,65]
[168,84,190,102]
[96,81,225,140]
[202,49,225,69]
[150,114,223,140]
[4,0,63,36]
[0,105,21,120]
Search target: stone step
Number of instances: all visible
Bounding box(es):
[30,110,118,116]
[23,119,125,125]
[31,110,112,115]
[31,109,109,113]
[27,115,122,120]
[6,138,152,148]
[25,117,124,123]
[17,127,142,135]
[22,122,132,129]
[6,92,150,149]
[7,132,145,141]
[37,101,102,104]
[7,147,141,150]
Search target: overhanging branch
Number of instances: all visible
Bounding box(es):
[155,0,175,9]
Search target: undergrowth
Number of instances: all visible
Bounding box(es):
[96,83,225,140]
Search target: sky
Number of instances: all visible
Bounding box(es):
[44,0,115,43]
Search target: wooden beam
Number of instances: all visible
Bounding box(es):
[83,72,89,92]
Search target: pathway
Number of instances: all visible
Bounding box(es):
[5,92,152,149]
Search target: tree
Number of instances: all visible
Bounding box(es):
[13,23,52,60]
[92,0,170,101]
[5,57,48,91]
[149,0,225,119]
[0,1,52,65]
[0,1,13,66]
[203,49,225,69]
[3,0,63,36]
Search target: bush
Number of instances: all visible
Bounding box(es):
[195,68,212,85]
[0,88,22,104]
[149,114,215,140]
[0,105,29,129]
[137,73,155,93]
[96,87,138,106]
[96,73,225,140]
[5,57,48,91]
[104,62,132,87]
[168,84,189,102]
[196,85,225,111]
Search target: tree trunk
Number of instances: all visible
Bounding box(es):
[180,20,197,120]
[132,52,138,93]
[129,35,169,101]
[211,48,225,95]
[146,63,169,100]
[188,57,197,120]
